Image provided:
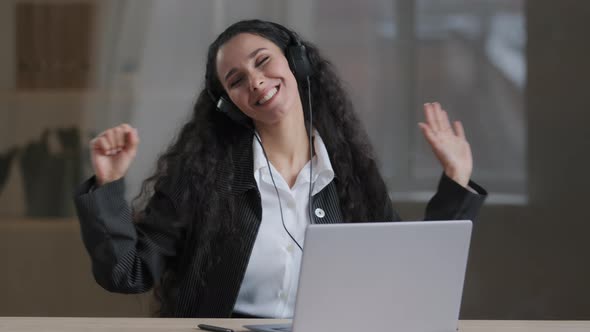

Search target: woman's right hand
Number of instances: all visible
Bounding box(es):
[90,123,140,186]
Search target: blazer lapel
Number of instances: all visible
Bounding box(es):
[312,181,344,224]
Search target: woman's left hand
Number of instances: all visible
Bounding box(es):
[418,102,472,188]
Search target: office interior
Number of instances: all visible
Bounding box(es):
[0,0,588,320]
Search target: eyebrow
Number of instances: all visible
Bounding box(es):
[223,47,268,83]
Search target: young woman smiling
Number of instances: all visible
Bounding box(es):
[74,19,487,318]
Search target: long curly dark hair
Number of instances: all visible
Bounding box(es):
[135,19,392,316]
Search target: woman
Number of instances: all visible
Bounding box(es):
[74,19,486,318]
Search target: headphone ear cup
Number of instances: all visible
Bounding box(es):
[216,95,252,128]
[287,44,313,82]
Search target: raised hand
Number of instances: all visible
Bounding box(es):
[90,123,140,186]
[418,102,472,188]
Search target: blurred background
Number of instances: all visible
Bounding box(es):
[0,0,587,319]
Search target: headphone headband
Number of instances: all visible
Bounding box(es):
[267,22,313,82]
[267,21,302,45]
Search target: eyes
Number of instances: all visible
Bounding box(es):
[229,56,270,88]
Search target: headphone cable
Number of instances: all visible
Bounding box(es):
[307,76,314,230]
[252,76,313,253]
[254,134,304,252]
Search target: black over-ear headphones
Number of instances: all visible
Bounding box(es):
[209,22,313,127]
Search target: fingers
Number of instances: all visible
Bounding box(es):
[91,124,139,156]
[90,136,110,154]
[433,103,446,131]
[423,102,456,135]
[453,121,466,140]
[124,126,140,153]
[437,106,452,132]
[104,129,119,154]
[423,103,440,132]
[418,122,437,147]
[113,126,125,152]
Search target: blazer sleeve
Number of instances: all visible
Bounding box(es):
[424,173,487,221]
[73,176,184,294]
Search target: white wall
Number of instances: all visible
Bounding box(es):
[124,1,216,199]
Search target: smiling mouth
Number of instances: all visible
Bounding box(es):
[256,85,280,105]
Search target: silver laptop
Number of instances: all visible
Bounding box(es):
[244,220,472,332]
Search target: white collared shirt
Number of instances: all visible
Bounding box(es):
[233,130,335,318]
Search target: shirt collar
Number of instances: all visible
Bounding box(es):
[310,132,335,194]
[252,129,335,194]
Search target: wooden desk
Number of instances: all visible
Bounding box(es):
[0,318,588,332]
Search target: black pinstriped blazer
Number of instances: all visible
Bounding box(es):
[74,132,487,318]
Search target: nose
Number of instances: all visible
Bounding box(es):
[248,73,265,91]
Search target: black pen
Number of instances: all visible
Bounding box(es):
[197,323,234,332]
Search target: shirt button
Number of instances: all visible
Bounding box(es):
[287,244,294,253]
[279,291,287,300]
[314,208,325,218]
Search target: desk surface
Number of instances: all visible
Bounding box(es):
[0,318,589,332]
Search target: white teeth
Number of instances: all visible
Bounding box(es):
[258,87,278,105]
